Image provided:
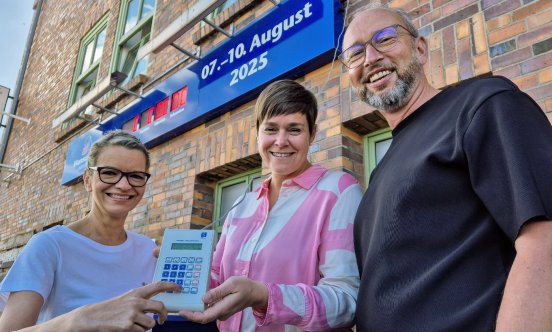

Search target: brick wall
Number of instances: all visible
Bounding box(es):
[1,0,550,274]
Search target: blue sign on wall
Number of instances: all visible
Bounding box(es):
[63,0,342,185]
[99,0,343,147]
[61,129,103,185]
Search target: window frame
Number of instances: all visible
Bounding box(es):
[213,168,262,233]
[110,0,156,84]
[202,0,237,25]
[363,127,393,181]
[68,14,109,107]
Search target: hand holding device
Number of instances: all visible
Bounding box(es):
[152,229,215,312]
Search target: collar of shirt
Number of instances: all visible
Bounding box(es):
[256,164,327,199]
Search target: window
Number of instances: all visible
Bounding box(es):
[213,169,262,232]
[154,97,169,120]
[202,0,237,26]
[122,115,140,132]
[112,0,156,85]
[364,128,393,180]
[140,106,154,127]
[171,86,188,111]
[68,15,109,106]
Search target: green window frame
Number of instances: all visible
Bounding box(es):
[213,169,262,233]
[202,0,237,26]
[111,0,156,85]
[363,128,393,181]
[68,15,109,107]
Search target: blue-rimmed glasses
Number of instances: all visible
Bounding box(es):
[88,166,151,187]
[339,24,416,69]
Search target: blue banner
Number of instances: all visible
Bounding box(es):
[98,0,343,148]
[61,129,103,185]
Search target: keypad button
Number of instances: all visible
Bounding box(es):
[162,271,170,278]
[186,272,193,278]
[170,271,177,278]
[196,257,203,263]
[193,272,200,278]
[165,257,172,263]
[192,279,199,286]
[191,287,198,294]
[176,279,184,285]
[188,257,195,263]
[184,279,191,286]
[179,264,186,270]
[171,264,179,270]
[183,287,190,294]
[181,258,188,263]
[195,264,201,271]
[169,279,176,283]
[173,257,181,263]
[178,272,185,278]
[164,264,171,270]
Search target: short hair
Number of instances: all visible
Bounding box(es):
[350,4,419,38]
[255,80,318,135]
[87,130,150,170]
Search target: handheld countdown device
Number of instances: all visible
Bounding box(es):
[152,229,215,312]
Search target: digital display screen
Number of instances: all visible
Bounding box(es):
[171,243,202,250]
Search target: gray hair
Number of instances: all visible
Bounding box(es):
[350,4,419,38]
[87,130,150,170]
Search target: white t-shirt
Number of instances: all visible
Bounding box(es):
[0,225,156,323]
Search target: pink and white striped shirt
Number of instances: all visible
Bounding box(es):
[211,164,362,331]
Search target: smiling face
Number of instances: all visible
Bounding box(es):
[258,112,314,182]
[343,9,426,113]
[84,146,148,220]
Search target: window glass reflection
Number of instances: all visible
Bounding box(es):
[124,0,139,34]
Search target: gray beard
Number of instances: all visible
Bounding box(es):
[355,59,422,113]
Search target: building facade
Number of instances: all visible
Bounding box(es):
[0,0,551,278]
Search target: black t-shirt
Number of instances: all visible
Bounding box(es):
[354,76,552,332]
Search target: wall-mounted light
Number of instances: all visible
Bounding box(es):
[0,163,22,174]
[1,85,31,125]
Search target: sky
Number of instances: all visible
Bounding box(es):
[0,0,35,91]
[0,0,35,141]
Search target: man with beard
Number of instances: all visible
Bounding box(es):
[340,5,552,332]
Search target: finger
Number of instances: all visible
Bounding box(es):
[203,282,235,305]
[133,314,157,331]
[153,301,169,325]
[179,309,217,325]
[137,298,169,322]
[153,246,160,258]
[181,292,239,323]
[133,281,181,299]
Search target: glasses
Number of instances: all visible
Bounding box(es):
[88,166,151,187]
[339,24,416,69]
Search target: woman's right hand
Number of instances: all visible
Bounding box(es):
[179,276,268,324]
[61,282,180,332]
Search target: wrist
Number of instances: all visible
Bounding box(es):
[251,281,269,310]
[65,305,95,332]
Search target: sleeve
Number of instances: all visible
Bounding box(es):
[463,89,552,241]
[255,179,363,330]
[0,232,60,309]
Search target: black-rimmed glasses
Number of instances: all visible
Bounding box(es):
[88,166,151,187]
[339,24,416,69]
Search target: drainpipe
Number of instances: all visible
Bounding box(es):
[0,0,43,164]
